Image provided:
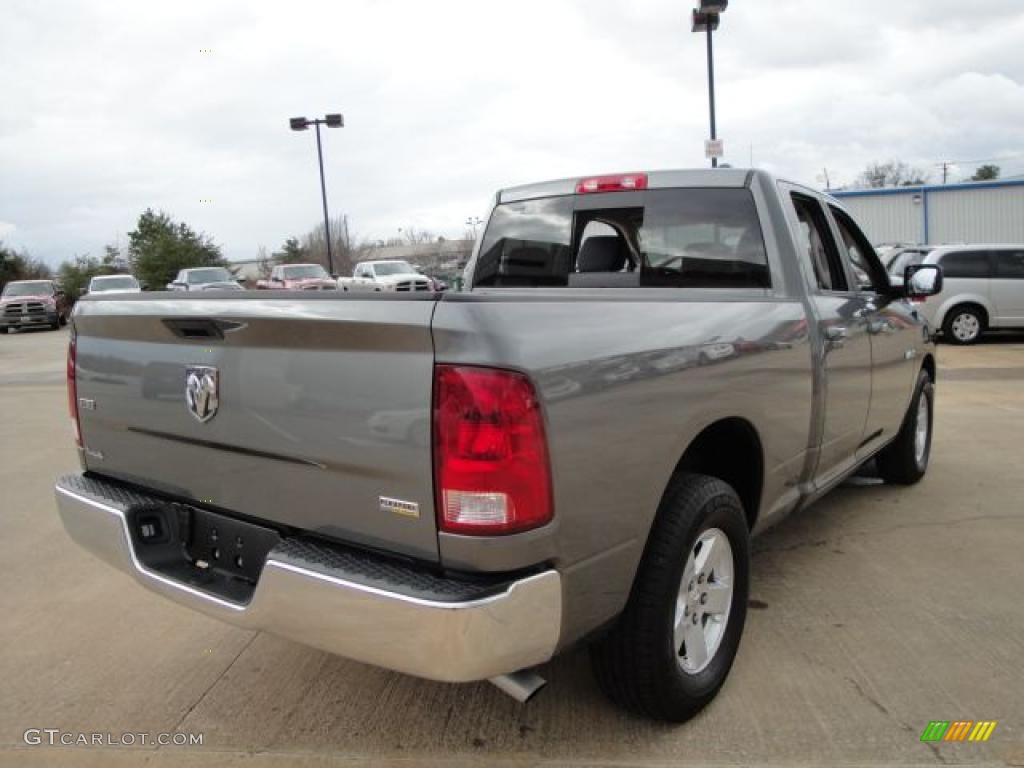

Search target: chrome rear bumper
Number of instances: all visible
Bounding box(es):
[54,474,561,683]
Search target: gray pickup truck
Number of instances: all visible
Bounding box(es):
[55,169,943,722]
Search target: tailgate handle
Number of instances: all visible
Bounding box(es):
[162,318,245,340]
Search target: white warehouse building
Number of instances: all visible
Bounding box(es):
[830,178,1024,246]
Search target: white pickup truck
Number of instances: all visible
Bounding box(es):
[338,260,431,292]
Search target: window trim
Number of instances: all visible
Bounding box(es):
[789,192,851,295]
[827,203,892,295]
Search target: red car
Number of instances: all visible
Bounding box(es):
[256,263,337,291]
[1,280,71,333]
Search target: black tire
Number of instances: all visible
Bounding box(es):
[590,473,750,722]
[58,313,68,327]
[876,369,934,485]
[941,304,985,345]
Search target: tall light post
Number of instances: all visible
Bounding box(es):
[691,1,727,168]
[465,216,483,240]
[289,113,344,275]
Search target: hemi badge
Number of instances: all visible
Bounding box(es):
[79,398,97,411]
[380,496,420,519]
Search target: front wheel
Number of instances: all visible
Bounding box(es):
[590,473,750,722]
[876,369,934,484]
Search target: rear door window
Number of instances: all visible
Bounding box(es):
[473,188,770,289]
[994,250,1024,279]
[939,251,992,279]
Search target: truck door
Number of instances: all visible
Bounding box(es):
[827,204,920,449]
[784,189,873,487]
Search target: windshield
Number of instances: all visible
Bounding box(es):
[90,276,138,291]
[282,265,328,279]
[2,281,53,298]
[187,268,233,284]
[888,249,930,276]
[373,262,417,276]
[474,188,770,289]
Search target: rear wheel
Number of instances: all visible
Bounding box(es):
[590,473,750,722]
[876,369,934,484]
[942,305,985,345]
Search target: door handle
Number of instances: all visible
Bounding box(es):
[824,325,847,351]
[868,319,894,334]
[825,326,848,341]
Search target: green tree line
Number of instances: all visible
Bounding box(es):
[1,209,228,301]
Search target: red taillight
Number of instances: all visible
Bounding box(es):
[67,335,81,447]
[433,365,552,535]
[575,173,648,194]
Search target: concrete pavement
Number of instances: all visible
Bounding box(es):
[1,327,1021,767]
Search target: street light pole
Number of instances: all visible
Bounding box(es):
[290,113,344,276]
[313,122,334,275]
[692,1,727,168]
[706,22,717,169]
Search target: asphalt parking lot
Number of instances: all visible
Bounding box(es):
[1,327,1022,767]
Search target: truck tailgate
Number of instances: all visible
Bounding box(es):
[72,293,441,562]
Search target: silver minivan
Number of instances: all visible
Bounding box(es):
[902,245,1024,344]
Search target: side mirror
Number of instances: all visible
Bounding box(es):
[904,264,943,299]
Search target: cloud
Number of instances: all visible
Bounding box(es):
[1,0,1022,265]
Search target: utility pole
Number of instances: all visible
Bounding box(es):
[822,168,831,191]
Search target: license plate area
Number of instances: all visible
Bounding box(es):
[186,507,281,584]
[125,502,281,604]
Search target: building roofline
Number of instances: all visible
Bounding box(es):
[831,178,1024,198]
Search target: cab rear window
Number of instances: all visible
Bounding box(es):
[473,188,770,289]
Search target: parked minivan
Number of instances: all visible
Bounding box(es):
[899,245,1024,344]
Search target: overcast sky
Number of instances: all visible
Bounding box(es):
[2,0,1023,265]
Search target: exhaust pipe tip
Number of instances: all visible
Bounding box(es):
[489,669,547,703]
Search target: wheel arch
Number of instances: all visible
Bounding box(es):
[669,417,764,531]
[937,296,991,329]
[922,353,936,384]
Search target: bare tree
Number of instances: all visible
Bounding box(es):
[400,226,437,245]
[855,161,929,189]
[256,245,273,279]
